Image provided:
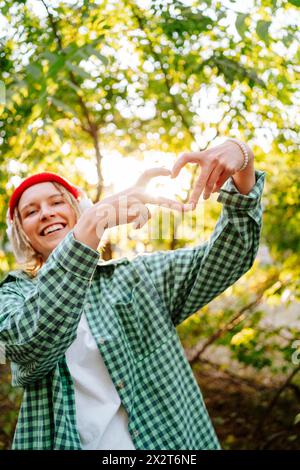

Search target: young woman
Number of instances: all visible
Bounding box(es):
[0,139,265,450]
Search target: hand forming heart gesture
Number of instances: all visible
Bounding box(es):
[73,167,187,249]
[171,139,254,208]
[74,139,254,250]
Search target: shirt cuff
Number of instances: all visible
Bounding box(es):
[217,169,266,225]
[50,228,101,280]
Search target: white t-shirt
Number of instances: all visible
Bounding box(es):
[65,313,135,450]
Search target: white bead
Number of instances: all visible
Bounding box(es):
[227,138,249,171]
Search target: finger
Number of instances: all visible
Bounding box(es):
[203,165,224,200]
[128,203,141,219]
[140,193,185,212]
[134,167,171,188]
[132,204,150,229]
[139,208,151,228]
[212,170,232,192]
[130,189,186,212]
[189,164,214,207]
[182,202,196,212]
[171,152,204,179]
[171,150,211,178]
[129,203,146,228]
[133,207,151,229]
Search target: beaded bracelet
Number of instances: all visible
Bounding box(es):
[227,138,250,172]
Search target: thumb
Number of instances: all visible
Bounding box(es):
[171,162,184,179]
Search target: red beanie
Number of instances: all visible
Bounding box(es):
[8,172,81,222]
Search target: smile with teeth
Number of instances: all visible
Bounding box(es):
[41,223,66,236]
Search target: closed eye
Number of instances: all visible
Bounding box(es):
[26,200,64,217]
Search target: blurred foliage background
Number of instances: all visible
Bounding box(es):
[0,0,299,450]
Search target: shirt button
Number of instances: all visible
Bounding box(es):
[116,380,125,390]
[99,337,106,345]
[85,303,92,309]
[132,429,139,438]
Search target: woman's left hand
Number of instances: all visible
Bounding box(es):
[171,140,254,207]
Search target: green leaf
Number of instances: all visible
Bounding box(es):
[48,55,66,79]
[50,97,77,117]
[85,45,108,65]
[235,13,248,39]
[256,20,271,44]
[294,413,300,425]
[0,81,5,105]
[42,51,58,64]
[65,61,91,79]
[288,0,300,6]
[63,79,82,94]
[26,63,43,80]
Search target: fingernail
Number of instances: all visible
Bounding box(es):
[185,203,194,211]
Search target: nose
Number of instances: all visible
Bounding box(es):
[39,204,56,220]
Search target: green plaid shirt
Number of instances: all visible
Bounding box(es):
[0,170,265,450]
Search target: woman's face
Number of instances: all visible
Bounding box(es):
[18,182,77,261]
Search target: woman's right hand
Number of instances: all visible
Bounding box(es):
[73,168,186,250]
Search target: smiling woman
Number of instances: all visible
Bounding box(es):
[0,159,266,451]
[6,173,88,277]
[18,184,77,262]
